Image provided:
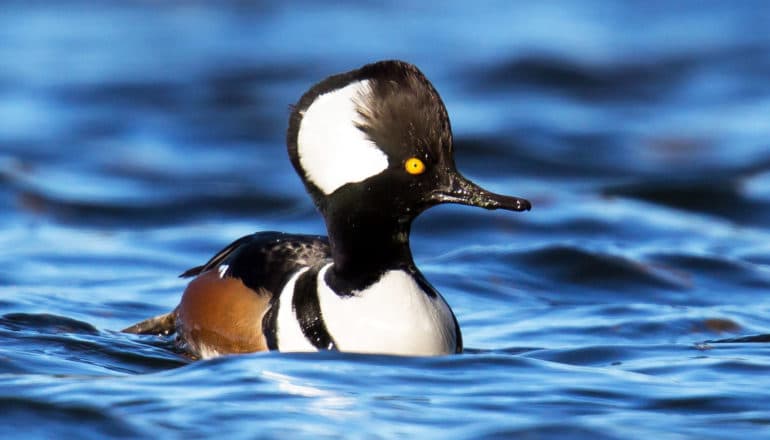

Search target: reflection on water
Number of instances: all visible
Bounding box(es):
[1,1,770,438]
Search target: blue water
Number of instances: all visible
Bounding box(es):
[2,1,770,438]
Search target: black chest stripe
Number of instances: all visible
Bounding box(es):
[263,296,280,351]
[292,267,338,351]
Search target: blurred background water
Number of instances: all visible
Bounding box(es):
[2,1,770,438]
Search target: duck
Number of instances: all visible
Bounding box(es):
[123,60,531,358]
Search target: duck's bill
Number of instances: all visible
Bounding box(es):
[430,172,531,212]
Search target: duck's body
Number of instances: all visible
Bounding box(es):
[124,60,530,359]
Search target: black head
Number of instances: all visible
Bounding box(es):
[287,60,531,233]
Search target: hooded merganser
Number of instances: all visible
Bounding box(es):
[123,60,531,358]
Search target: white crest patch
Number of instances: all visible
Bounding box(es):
[297,80,389,195]
[316,263,457,356]
[275,268,317,352]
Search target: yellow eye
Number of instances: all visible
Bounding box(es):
[404,157,426,175]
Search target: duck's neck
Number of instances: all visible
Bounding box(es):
[324,211,415,293]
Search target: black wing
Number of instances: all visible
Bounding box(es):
[181,231,330,295]
[124,231,330,336]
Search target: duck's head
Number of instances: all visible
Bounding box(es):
[287,60,530,242]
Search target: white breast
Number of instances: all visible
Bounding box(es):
[316,263,457,356]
